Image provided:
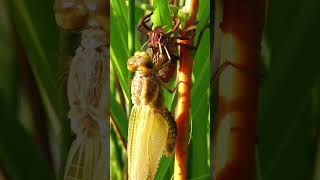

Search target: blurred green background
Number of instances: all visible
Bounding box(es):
[0,0,319,179]
[257,0,320,179]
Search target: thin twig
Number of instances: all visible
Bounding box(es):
[110,115,127,150]
[110,126,125,178]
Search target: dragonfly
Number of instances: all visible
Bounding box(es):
[127,51,177,180]
[138,12,196,83]
[54,0,109,179]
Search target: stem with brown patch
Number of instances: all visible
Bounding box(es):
[213,0,266,180]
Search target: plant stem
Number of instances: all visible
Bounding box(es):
[110,127,125,178]
[174,0,198,179]
[110,115,127,149]
[213,0,266,180]
[128,0,135,56]
[115,71,127,115]
[128,0,135,113]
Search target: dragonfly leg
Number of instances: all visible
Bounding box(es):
[159,80,183,94]
[138,12,153,33]
[211,61,263,87]
[175,23,210,51]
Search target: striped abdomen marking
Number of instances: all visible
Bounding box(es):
[162,108,177,156]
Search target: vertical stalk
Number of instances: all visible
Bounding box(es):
[128,0,135,113]
[213,0,266,180]
[128,0,135,56]
[111,115,127,149]
[174,0,198,179]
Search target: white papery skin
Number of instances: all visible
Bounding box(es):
[64,28,108,180]
[128,106,168,180]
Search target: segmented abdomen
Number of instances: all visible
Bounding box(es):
[162,108,177,156]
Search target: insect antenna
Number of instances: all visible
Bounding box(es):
[174,23,210,52]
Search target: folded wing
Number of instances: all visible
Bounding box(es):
[128,105,168,180]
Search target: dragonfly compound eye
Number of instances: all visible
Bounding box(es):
[127,52,153,72]
[127,57,138,72]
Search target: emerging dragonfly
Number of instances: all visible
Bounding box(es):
[138,12,196,83]
[54,0,109,179]
[127,51,177,180]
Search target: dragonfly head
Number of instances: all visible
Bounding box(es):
[127,51,153,73]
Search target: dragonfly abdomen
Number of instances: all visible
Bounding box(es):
[160,107,177,156]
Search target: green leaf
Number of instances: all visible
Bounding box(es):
[0,97,55,180]
[258,0,320,179]
[188,29,210,178]
[170,5,179,16]
[152,0,172,29]
[189,174,211,180]
[177,7,190,29]
[194,0,210,47]
[9,0,70,177]
[0,0,15,102]
[10,0,67,134]
[110,0,131,103]
[0,1,54,179]
[110,92,128,141]
[155,156,174,180]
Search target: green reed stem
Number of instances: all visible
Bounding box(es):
[128,0,135,56]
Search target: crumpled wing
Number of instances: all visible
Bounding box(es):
[92,137,108,180]
[128,105,168,180]
[64,134,108,180]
